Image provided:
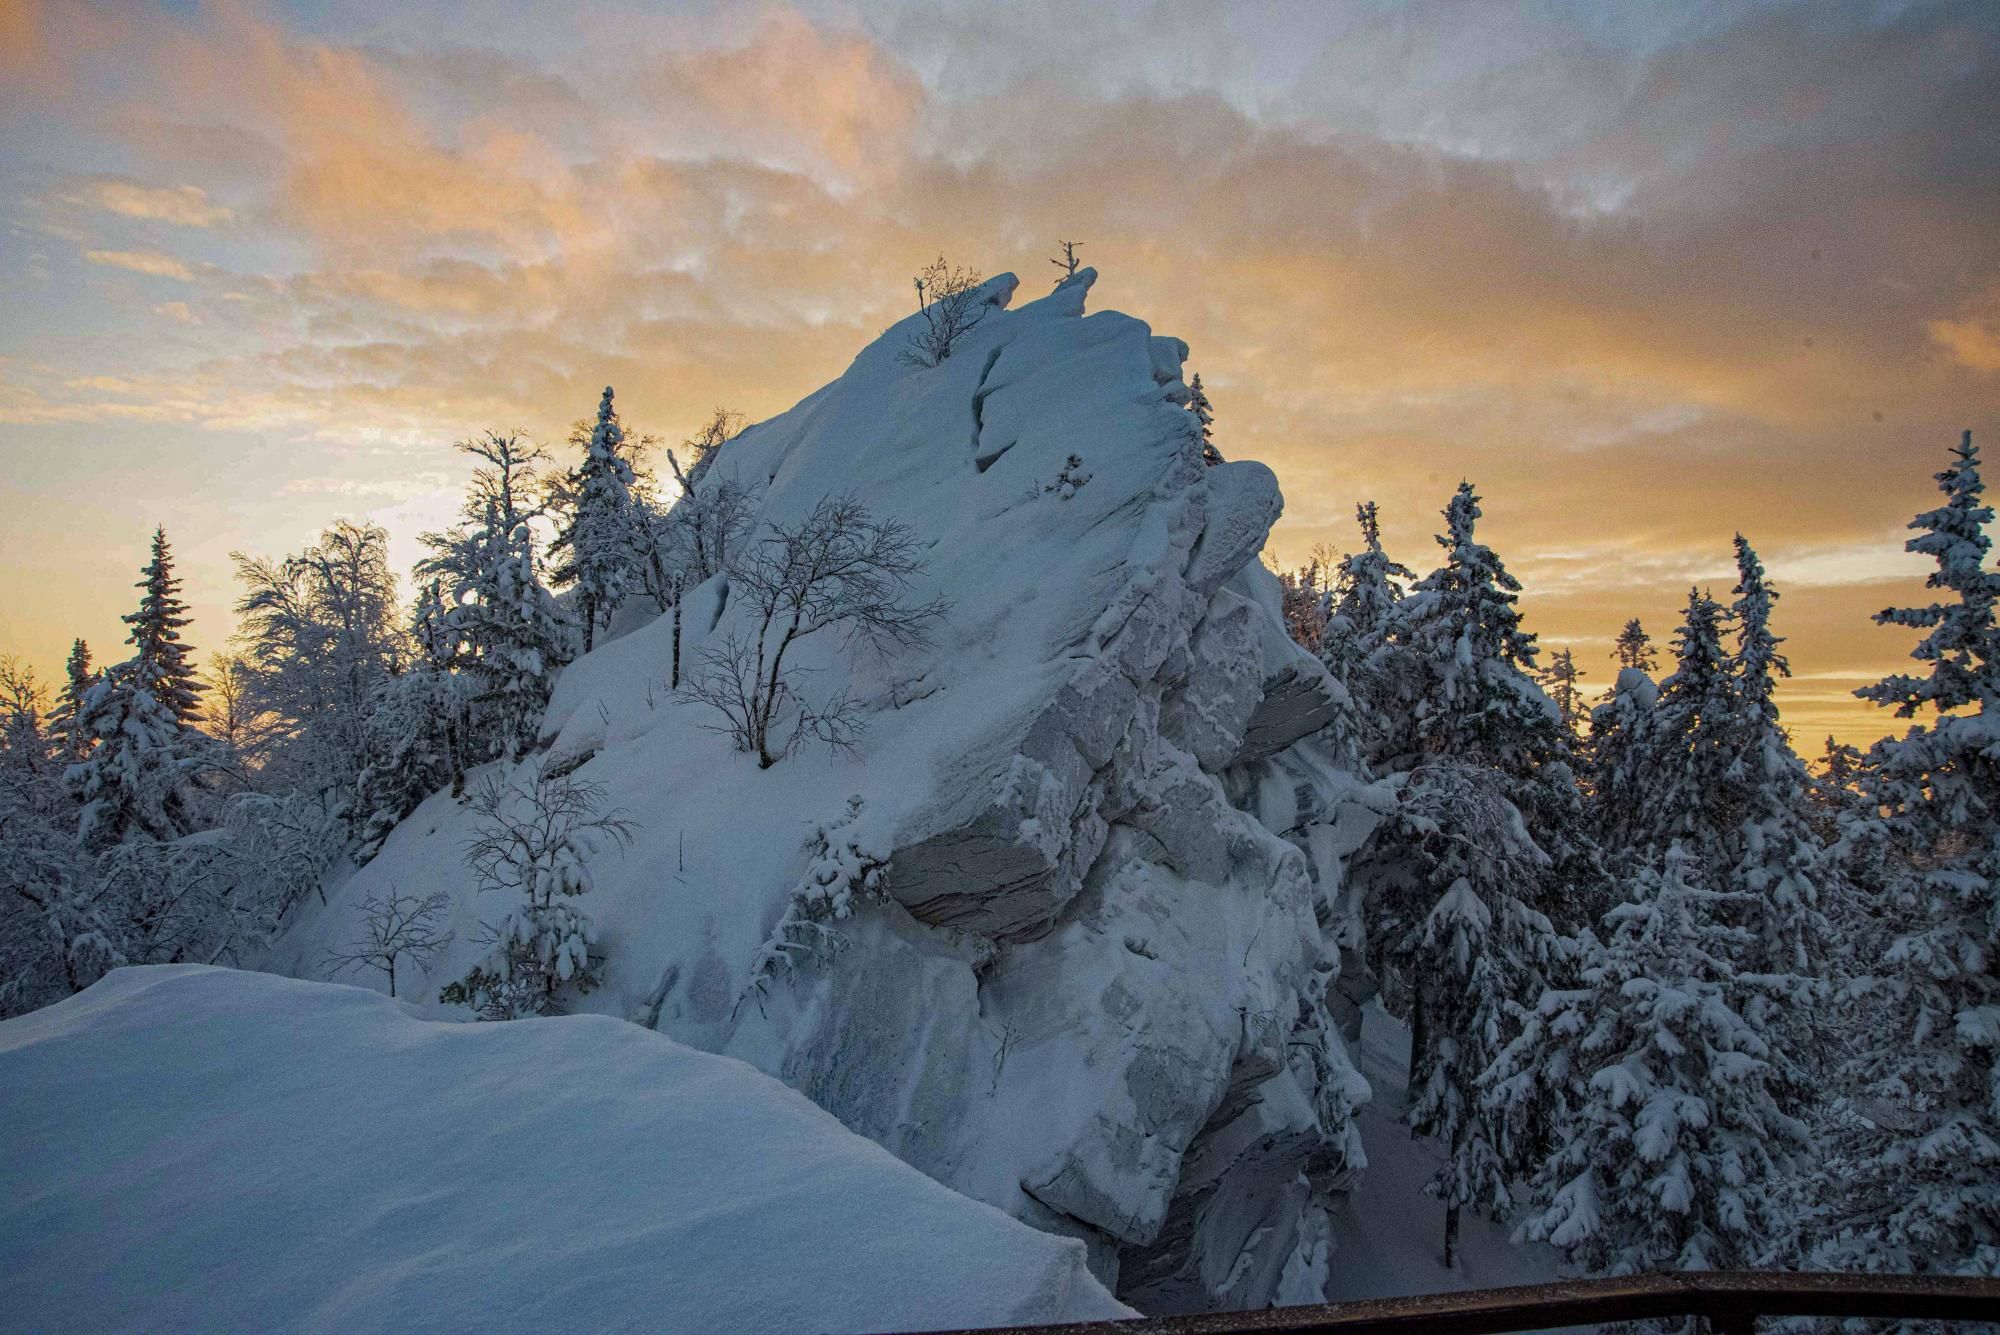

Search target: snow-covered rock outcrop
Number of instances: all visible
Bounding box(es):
[269,269,1371,1313]
[0,966,1130,1334]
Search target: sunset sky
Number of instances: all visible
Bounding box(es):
[2,0,1996,746]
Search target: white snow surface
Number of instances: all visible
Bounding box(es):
[0,965,1132,1334]
[264,268,1370,1309]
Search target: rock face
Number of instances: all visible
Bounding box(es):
[283,268,1372,1315]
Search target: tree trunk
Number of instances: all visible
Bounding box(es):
[671,594,682,690]
[1409,991,1427,1108]
[1443,1203,1460,1270]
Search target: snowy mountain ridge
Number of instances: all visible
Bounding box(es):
[267,267,1377,1311]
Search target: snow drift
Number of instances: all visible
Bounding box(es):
[268,268,1374,1311]
[0,965,1131,1334]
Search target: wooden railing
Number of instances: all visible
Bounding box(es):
[918,1271,2000,1335]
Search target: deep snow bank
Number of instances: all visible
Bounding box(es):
[268,268,1373,1311]
[0,966,1130,1334]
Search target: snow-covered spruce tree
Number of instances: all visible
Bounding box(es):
[1724,536,1832,987]
[680,495,947,768]
[1491,844,1806,1292]
[418,433,572,762]
[1352,482,1598,1266]
[1809,430,2000,1281]
[49,638,95,764]
[231,520,403,800]
[125,526,203,731]
[1274,550,1331,652]
[1318,500,1415,768]
[0,665,119,1015]
[66,532,208,848]
[1187,372,1221,466]
[440,768,632,1020]
[353,579,476,853]
[1634,587,1740,862]
[1588,665,1662,870]
[1614,618,1658,674]
[1540,647,1588,742]
[550,387,643,653]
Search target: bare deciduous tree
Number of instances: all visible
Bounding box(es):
[323,888,453,998]
[681,496,947,768]
[900,257,989,368]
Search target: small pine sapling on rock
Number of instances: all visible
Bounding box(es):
[441,768,632,1019]
[1187,373,1221,466]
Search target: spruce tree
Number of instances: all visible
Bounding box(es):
[126,526,202,730]
[1187,373,1221,466]
[1588,665,1661,865]
[1356,482,1599,1265]
[1724,536,1830,983]
[353,579,475,855]
[50,638,95,764]
[550,387,643,653]
[418,433,573,762]
[1319,501,1414,766]
[1493,844,1806,1284]
[1638,588,1739,860]
[66,532,206,847]
[1811,430,2000,1280]
[1540,647,1588,741]
[1614,618,1657,673]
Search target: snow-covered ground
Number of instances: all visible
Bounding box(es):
[0,966,1131,1334]
[1328,1002,1559,1302]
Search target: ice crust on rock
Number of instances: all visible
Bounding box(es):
[267,266,1374,1314]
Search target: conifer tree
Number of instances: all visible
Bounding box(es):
[126,526,202,730]
[1319,501,1414,767]
[1540,647,1588,741]
[1724,536,1830,983]
[50,638,95,764]
[1614,618,1657,673]
[65,532,206,847]
[1493,845,1806,1282]
[418,433,572,761]
[550,387,643,653]
[1355,482,1599,1265]
[1588,664,1662,867]
[1811,430,2000,1280]
[353,579,475,855]
[1638,588,1739,859]
[1187,373,1221,466]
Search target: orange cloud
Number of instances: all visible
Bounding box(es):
[83,248,196,280]
[66,179,233,226]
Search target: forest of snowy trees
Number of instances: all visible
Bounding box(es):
[1269,431,1999,1284]
[1,321,1994,1294]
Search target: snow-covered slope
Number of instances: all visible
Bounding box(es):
[268,269,1371,1311]
[0,966,1131,1334]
